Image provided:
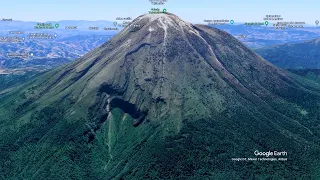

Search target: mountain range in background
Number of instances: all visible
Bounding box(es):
[0,35,112,72]
[214,24,320,49]
[256,38,320,69]
[0,19,320,73]
[1,13,320,179]
[0,20,121,37]
[0,20,120,72]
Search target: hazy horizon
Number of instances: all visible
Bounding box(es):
[1,0,319,25]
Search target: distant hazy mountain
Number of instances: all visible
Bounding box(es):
[1,13,320,179]
[1,19,319,48]
[0,35,114,72]
[1,20,319,73]
[0,20,120,37]
[212,24,320,48]
[0,35,112,59]
[0,20,119,59]
[0,20,121,72]
[256,38,320,69]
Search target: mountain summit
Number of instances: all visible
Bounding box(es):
[1,13,320,179]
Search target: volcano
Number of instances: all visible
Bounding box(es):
[1,13,320,179]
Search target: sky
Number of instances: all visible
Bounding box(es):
[1,0,319,25]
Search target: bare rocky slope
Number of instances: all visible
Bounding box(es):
[1,13,320,179]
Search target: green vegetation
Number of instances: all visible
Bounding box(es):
[0,72,40,92]
[255,38,320,69]
[1,64,319,179]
